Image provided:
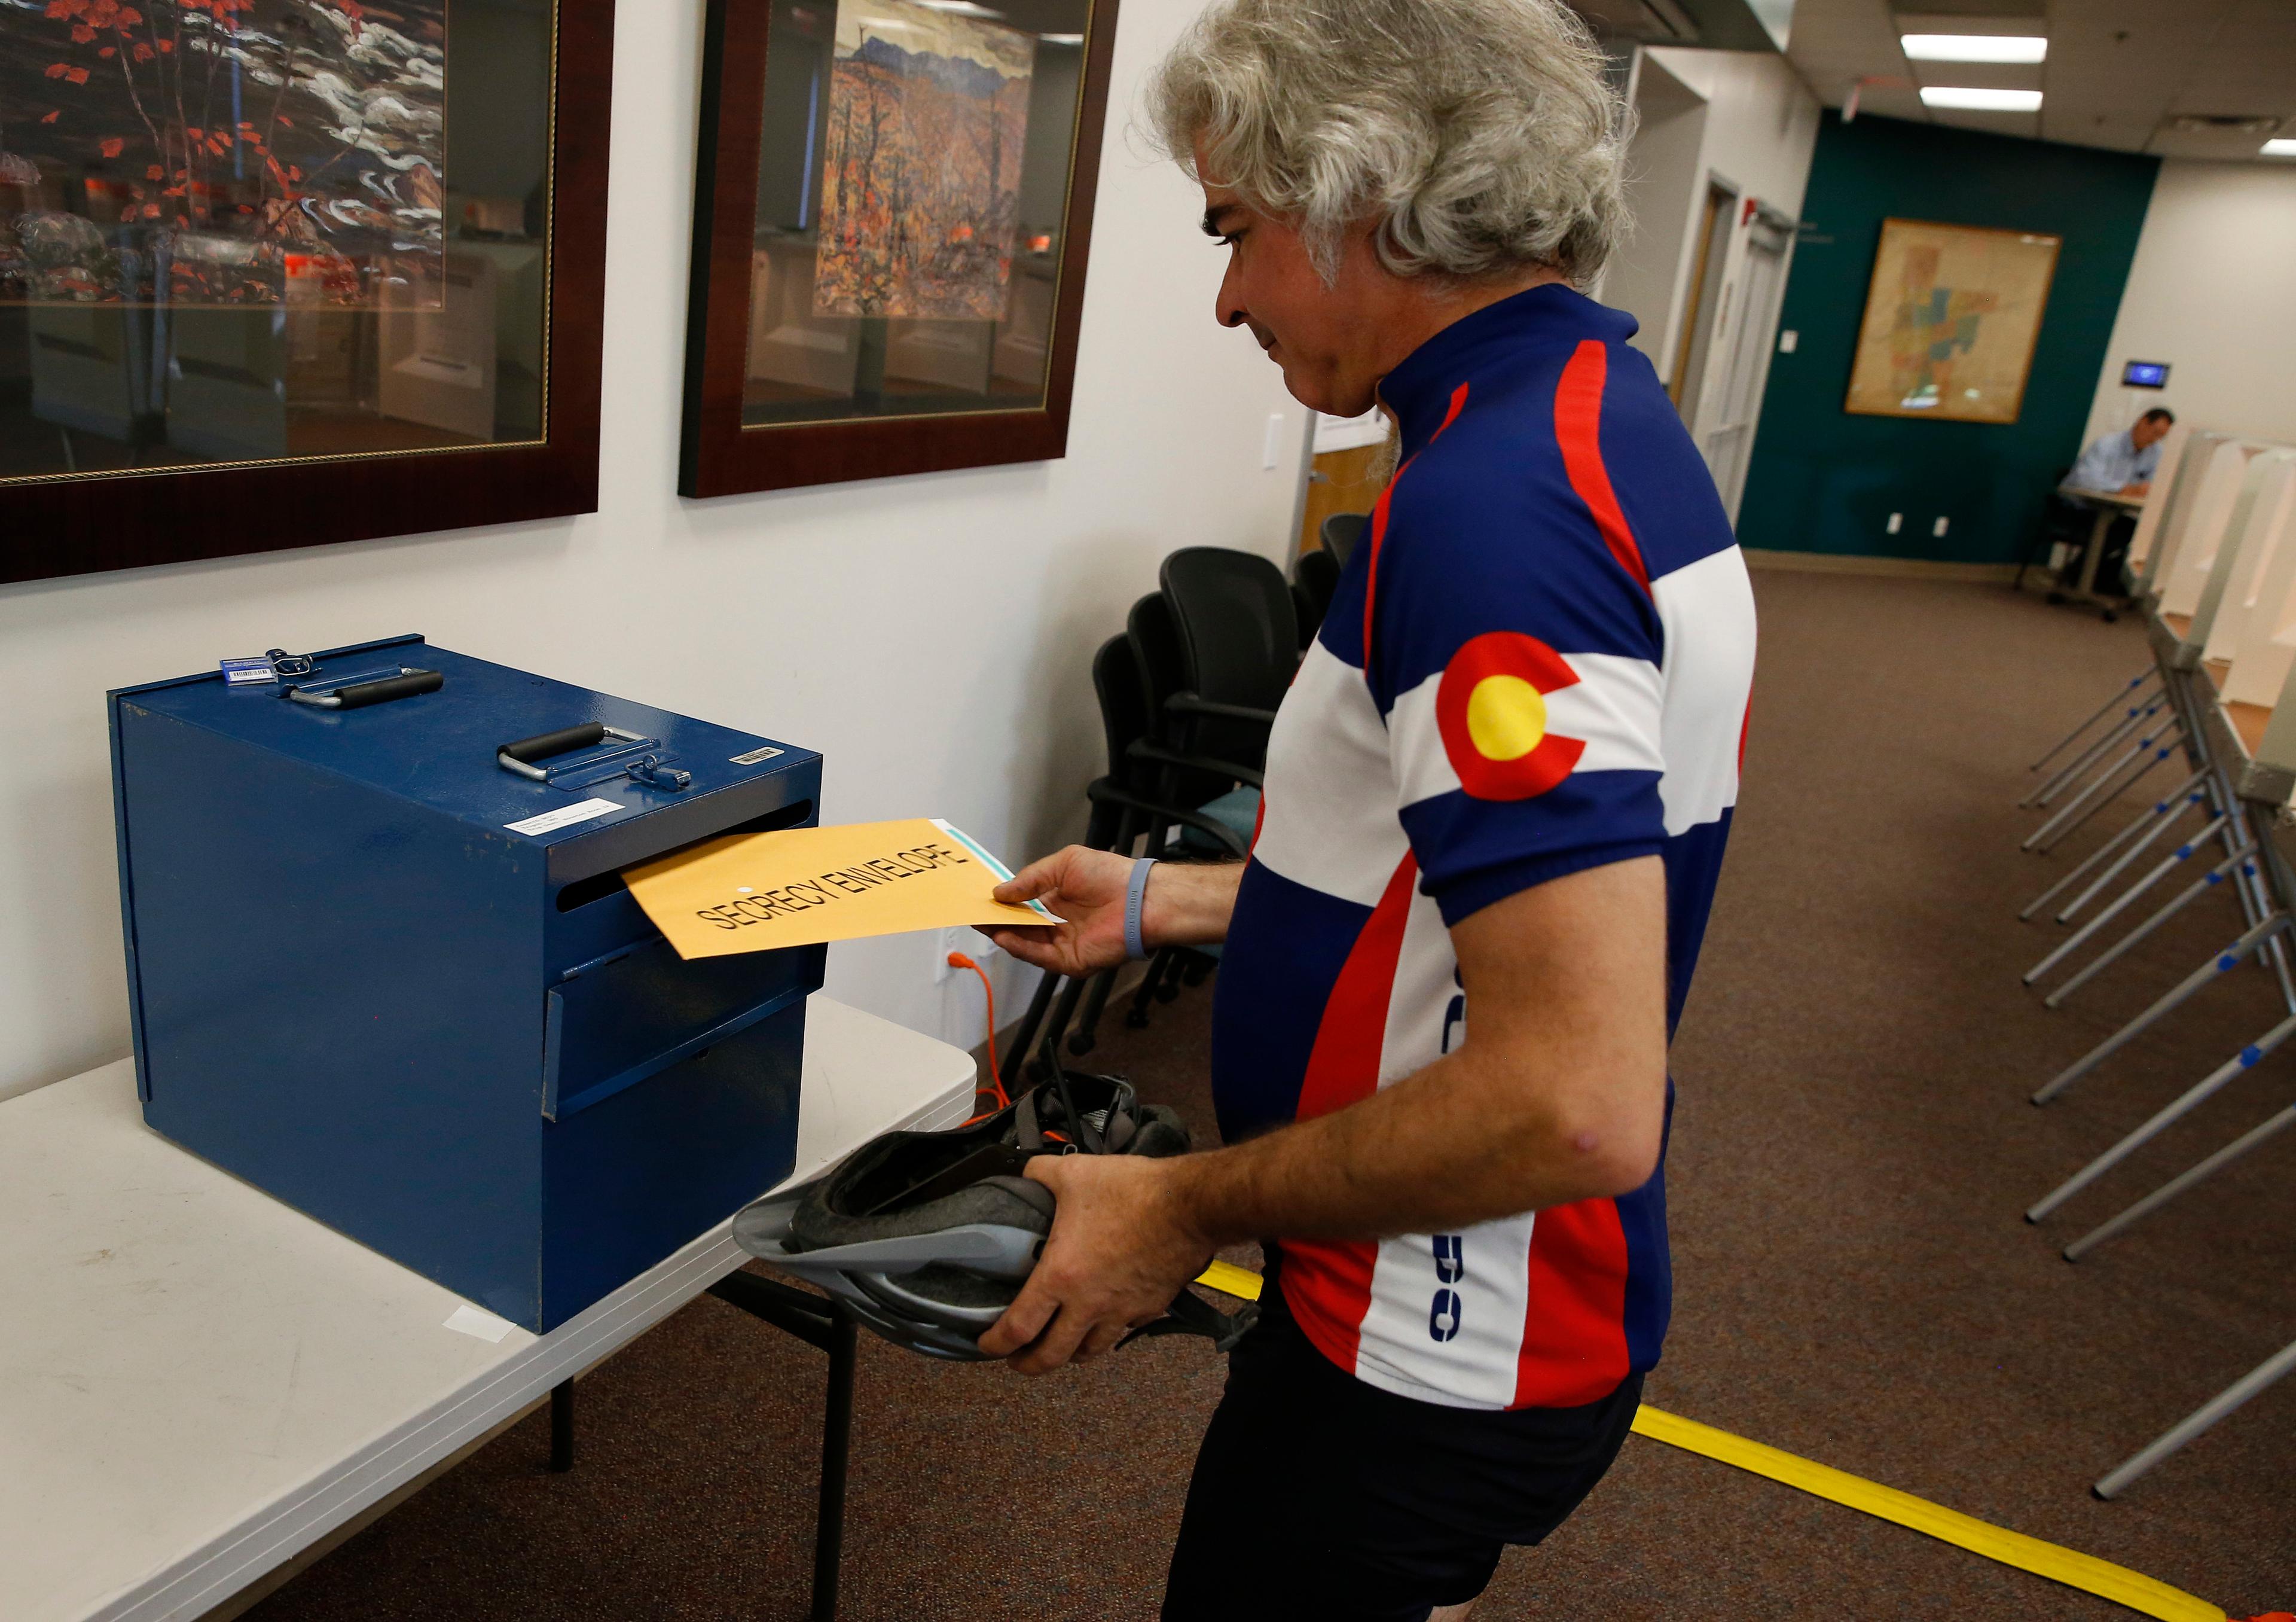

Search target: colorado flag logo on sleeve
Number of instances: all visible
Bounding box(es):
[1434,632,1585,800]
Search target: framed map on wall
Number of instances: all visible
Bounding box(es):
[1845,218,2060,426]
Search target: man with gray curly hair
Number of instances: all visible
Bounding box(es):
[978,2,1757,1615]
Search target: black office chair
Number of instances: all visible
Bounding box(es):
[1293,547,1341,648]
[1321,511,1368,568]
[2015,467,2091,594]
[1158,546,1294,770]
[1006,623,1256,1075]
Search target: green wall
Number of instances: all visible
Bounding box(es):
[1736,114,2158,565]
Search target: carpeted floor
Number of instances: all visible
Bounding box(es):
[248,569,2296,1621]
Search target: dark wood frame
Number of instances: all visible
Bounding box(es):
[0,1,615,589]
[679,0,1119,498]
[1843,216,2060,426]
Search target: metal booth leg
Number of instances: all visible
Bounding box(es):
[2065,1100,2296,1261]
[2029,670,2158,776]
[2021,815,2228,987]
[2025,1007,2296,1222]
[2095,1336,2296,1499]
[2020,770,2208,922]
[709,1270,860,1622]
[2042,844,2257,1010]
[551,1379,575,1472]
[2031,913,2292,1105]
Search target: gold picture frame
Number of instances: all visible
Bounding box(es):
[1845,217,2061,426]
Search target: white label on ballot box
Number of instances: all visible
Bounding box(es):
[504,797,624,837]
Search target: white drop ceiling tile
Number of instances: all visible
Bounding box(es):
[2151,127,2294,161]
[1785,0,2296,157]
[1790,0,1921,108]
[1911,59,2044,90]
[1894,12,2047,37]
[1853,86,1934,121]
[2039,111,2158,153]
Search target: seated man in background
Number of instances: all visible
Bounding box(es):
[2056,407,2174,590]
[2065,406,2174,500]
[978,0,1757,1617]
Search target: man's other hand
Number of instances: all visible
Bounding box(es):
[977,1153,1214,1374]
[982,844,1137,978]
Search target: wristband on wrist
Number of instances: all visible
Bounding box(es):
[1123,856,1158,961]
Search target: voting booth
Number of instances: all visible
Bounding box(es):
[108,636,823,1330]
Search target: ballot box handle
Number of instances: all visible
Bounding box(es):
[280,667,444,710]
[497,722,644,782]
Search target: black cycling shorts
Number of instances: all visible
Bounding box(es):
[1161,1282,1642,1622]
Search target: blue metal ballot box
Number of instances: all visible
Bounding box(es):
[108,635,825,1331]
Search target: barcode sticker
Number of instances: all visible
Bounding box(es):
[728,745,785,766]
[505,798,624,837]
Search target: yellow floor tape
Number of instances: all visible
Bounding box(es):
[1190,1263,2225,1622]
[1626,1406,2224,1622]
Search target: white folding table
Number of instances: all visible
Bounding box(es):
[0,995,977,1622]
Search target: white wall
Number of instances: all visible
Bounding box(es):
[1609,52,1709,372]
[0,0,1303,1103]
[2083,159,2296,450]
[1614,47,1819,375]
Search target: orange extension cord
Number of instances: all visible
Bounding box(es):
[948,952,1009,1119]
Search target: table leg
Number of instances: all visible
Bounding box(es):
[550,1379,574,1472]
[707,1269,856,1621]
[813,1317,856,1622]
[2077,507,2109,599]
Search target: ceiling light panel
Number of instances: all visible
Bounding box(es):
[1902,34,2048,63]
[2266,139,2296,157]
[1920,86,2044,112]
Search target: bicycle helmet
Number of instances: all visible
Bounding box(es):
[733,1071,1256,1361]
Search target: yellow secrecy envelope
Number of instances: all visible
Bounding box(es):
[622,817,1057,960]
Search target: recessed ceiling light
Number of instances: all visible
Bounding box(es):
[1921,87,2044,112]
[2264,139,2296,158]
[1901,33,2047,63]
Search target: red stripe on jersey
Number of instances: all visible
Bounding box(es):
[1554,342,1652,596]
[1362,383,1471,664]
[1280,852,1421,1371]
[1510,1196,1633,1407]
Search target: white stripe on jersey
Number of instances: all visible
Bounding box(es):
[1353,1214,1541,1408]
[1651,547,1757,836]
[1357,868,1540,1408]
[1389,652,1665,810]
[1251,638,1409,907]
[1376,882,1457,1084]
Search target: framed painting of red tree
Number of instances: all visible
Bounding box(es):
[0,0,613,586]
[680,0,1118,496]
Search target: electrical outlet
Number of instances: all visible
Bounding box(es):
[937,925,994,981]
[1777,329,1799,353]
[1886,512,1903,535]
[1933,516,1950,538]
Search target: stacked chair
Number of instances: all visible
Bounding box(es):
[2011,424,2296,1496]
[1005,538,1332,1080]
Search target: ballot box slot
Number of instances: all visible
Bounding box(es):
[551,797,816,914]
[547,778,816,888]
[538,933,822,1123]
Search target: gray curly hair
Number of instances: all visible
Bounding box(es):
[1147,0,1631,287]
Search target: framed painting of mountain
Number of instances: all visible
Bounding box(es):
[680,0,1117,496]
[0,0,613,586]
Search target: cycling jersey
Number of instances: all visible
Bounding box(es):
[1209,282,1756,1410]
